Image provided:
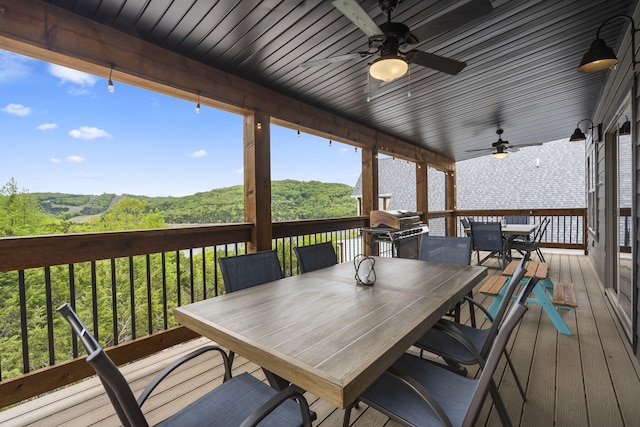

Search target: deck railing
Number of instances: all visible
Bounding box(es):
[0,209,586,408]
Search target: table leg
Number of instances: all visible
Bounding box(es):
[263,368,291,390]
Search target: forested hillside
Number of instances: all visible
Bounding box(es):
[29,179,356,225]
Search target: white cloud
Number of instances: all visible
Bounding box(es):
[68,126,112,140]
[235,167,244,174]
[48,64,97,87]
[189,149,208,158]
[339,147,348,153]
[49,158,61,164]
[37,123,58,131]
[0,51,33,82]
[2,103,31,116]
[66,156,86,163]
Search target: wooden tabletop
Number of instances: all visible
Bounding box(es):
[174,256,487,409]
[501,224,538,235]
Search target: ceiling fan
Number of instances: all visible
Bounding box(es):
[299,0,494,82]
[465,129,543,159]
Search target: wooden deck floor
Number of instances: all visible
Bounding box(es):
[2,250,640,426]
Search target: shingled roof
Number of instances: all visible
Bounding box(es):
[352,138,586,211]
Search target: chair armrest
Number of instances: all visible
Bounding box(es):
[461,295,495,322]
[137,345,231,407]
[239,384,313,427]
[433,321,486,366]
[384,366,454,427]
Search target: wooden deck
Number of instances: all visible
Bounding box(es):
[2,250,640,426]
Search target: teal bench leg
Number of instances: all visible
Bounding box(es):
[530,284,573,335]
[485,275,573,335]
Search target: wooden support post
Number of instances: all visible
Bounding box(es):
[362,146,378,256]
[445,168,457,236]
[244,111,272,252]
[416,161,428,225]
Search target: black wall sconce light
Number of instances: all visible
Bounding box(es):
[578,14,637,73]
[620,115,631,135]
[569,119,602,142]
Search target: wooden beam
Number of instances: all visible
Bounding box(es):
[244,112,272,252]
[0,0,454,172]
[361,147,378,256]
[446,169,457,236]
[416,162,428,223]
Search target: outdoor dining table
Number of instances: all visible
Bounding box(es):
[464,223,538,238]
[174,256,487,409]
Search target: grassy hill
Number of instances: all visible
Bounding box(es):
[32,180,357,224]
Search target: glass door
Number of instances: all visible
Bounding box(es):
[614,108,633,336]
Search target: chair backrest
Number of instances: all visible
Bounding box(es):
[480,254,529,356]
[465,274,539,426]
[469,221,504,252]
[294,242,338,273]
[460,217,471,229]
[533,218,551,243]
[418,236,472,265]
[219,250,284,293]
[505,215,528,224]
[57,303,149,427]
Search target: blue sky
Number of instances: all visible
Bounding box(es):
[0,49,363,197]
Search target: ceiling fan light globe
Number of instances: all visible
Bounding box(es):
[492,151,508,159]
[577,38,618,73]
[370,56,408,82]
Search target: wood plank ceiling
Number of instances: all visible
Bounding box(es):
[37,0,633,161]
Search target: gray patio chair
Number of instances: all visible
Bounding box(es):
[469,221,508,269]
[509,218,550,262]
[219,250,284,368]
[294,242,338,273]
[414,254,530,401]
[57,303,312,427]
[219,250,284,293]
[344,272,540,427]
[418,236,475,325]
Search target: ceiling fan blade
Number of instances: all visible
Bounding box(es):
[465,147,494,152]
[406,50,466,75]
[510,143,544,148]
[410,0,494,42]
[299,52,364,68]
[332,0,383,37]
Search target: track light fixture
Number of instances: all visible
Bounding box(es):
[620,115,631,135]
[578,14,638,73]
[107,64,115,93]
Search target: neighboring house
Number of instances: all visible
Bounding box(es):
[352,138,588,233]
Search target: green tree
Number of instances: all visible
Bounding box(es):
[0,178,64,236]
[70,197,165,232]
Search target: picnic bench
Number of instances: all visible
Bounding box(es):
[479,260,577,335]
